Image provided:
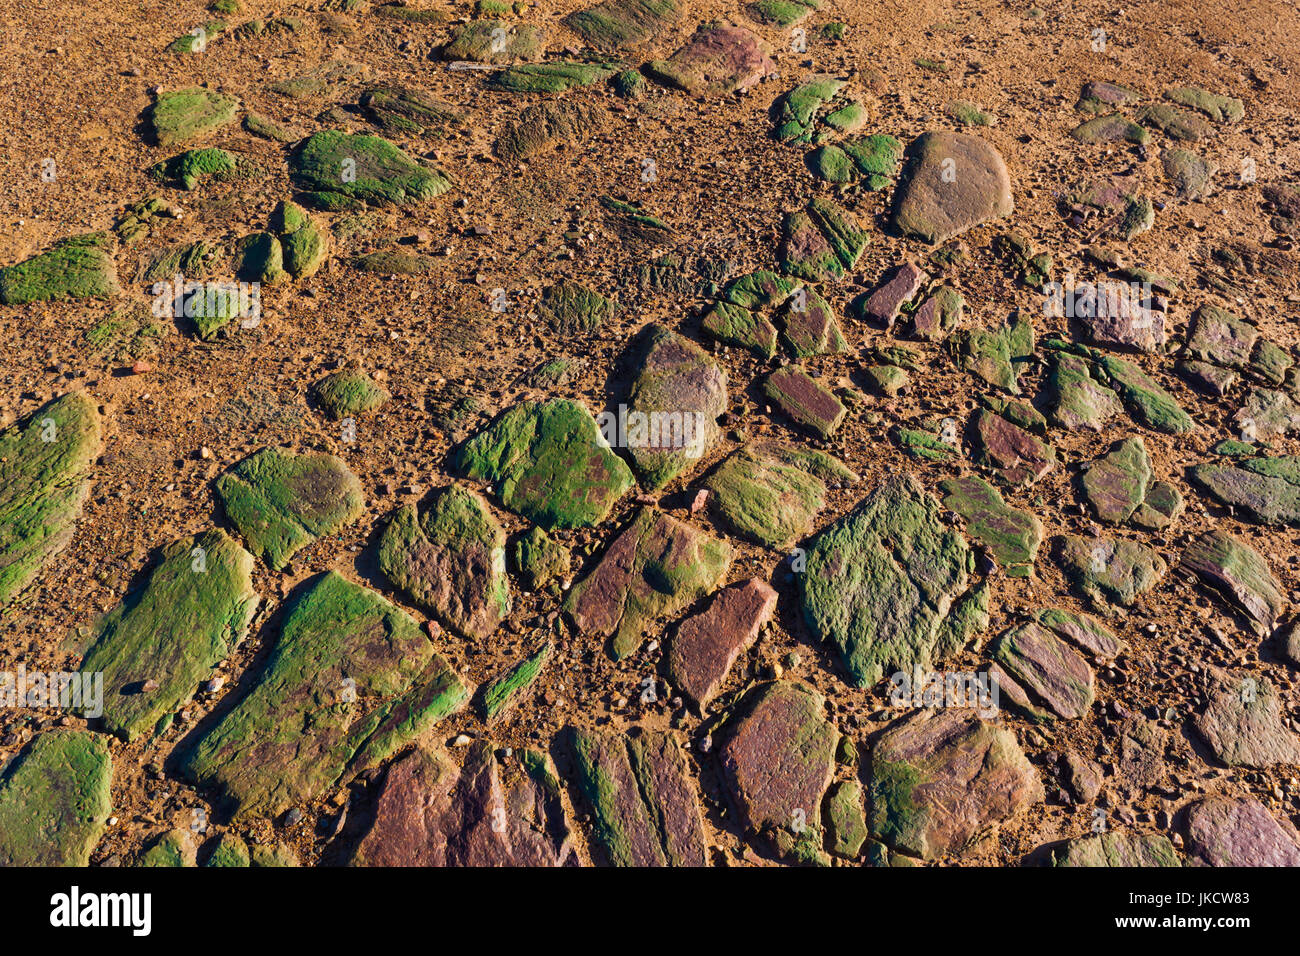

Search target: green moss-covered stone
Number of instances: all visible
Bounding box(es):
[1080,436,1150,525]
[478,642,551,721]
[539,280,614,332]
[563,0,680,51]
[443,20,545,63]
[0,233,120,304]
[1164,87,1243,123]
[311,369,389,419]
[947,100,996,126]
[456,398,633,530]
[377,484,511,641]
[1054,831,1182,867]
[1055,535,1168,606]
[138,829,197,867]
[215,447,365,570]
[290,131,452,208]
[81,529,259,741]
[1136,103,1211,141]
[488,62,618,93]
[1070,113,1149,145]
[513,526,569,590]
[147,87,240,147]
[1190,456,1300,525]
[801,475,978,687]
[993,621,1095,719]
[566,507,731,659]
[825,780,867,857]
[250,843,300,867]
[1181,530,1285,630]
[0,730,111,866]
[182,571,470,819]
[939,474,1042,577]
[780,197,869,281]
[0,392,101,606]
[204,833,250,867]
[359,86,459,135]
[701,301,778,358]
[150,147,237,190]
[706,441,855,550]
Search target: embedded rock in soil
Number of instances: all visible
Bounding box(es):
[1164,87,1244,123]
[563,0,680,52]
[205,833,250,867]
[770,76,866,145]
[495,100,598,161]
[907,284,964,342]
[645,23,775,96]
[442,20,546,64]
[1161,148,1217,199]
[718,681,838,863]
[566,507,730,659]
[311,369,389,419]
[1055,535,1168,607]
[1137,103,1212,140]
[1079,436,1150,524]
[0,730,112,866]
[456,398,633,530]
[808,133,903,189]
[477,642,551,722]
[1070,113,1149,145]
[1053,831,1181,867]
[1180,530,1285,630]
[291,131,452,208]
[1192,672,1300,768]
[939,474,1042,577]
[0,233,120,304]
[969,407,1054,487]
[854,261,925,328]
[949,311,1034,394]
[146,87,240,146]
[513,526,570,591]
[350,741,572,866]
[762,365,846,439]
[359,86,459,135]
[139,829,198,867]
[1035,607,1126,660]
[1075,80,1141,114]
[568,727,706,866]
[182,571,470,819]
[779,197,869,282]
[1189,456,1300,525]
[869,709,1042,861]
[703,441,856,549]
[80,529,259,741]
[0,392,101,607]
[623,324,726,488]
[890,131,1014,244]
[992,621,1095,719]
[1184,796,1300,866]
[377,484,511,641]
[215,446,364,570]
[539,280,614,333]
[666,577,777,707]
[1072,281,1166,353]
[800,475,978,687]
[1043,353,1122,431]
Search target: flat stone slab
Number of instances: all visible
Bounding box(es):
[566,507,731,659]
[1137,103,1212,140]
[1076,80,1141,113]
[1070,113,1149,145]
[1043,340,1195,434]
[456,398,633,530]
[442,20,546,63]
[939,475,1042,577]
[1053,831,1181,867]
[349,741,572,866]
[311,369,389,419]
[1073,281,1165,353]
[377,484,512,641]
[624,324,726,489]
[1193,672,1300,768]
[477,642,551,722]
[762,366,846,438]
[564,0,681,51]
[856,262,925,327]
[1189,456,1300,525]
[1161,148,1217,199]
[780,197,869,282]
[907,284,964,342]
[869,709,1042,861]
[216,447,365,570]
[1034,607,1126,660]
[801,475,979,687]
[81,529,259,741]
[0,730,111,866]
[891,131,1014,243]
[1080,436,1150,524]
[1043,352,1123,430]
[539,280,614,333]
[1164,87,1244,123]
[704,441,855,549]
[1180,530,1285,630]
[770,76,866,145]
[0,233,120,304]
[568,727,706,866]
[645,23,775,95]
[718,681,838,862]
[291,131,452,209]
[1185,796,1300,866]
[970,407,1055,487]
[495,100,598,161]
[147,87,240,146]
[949,311,1034,394]
[1056,534,1168,607]
[182,571,470,819]
[0,392,101,607]
[667,577,777,707]
[993,621,1095,719]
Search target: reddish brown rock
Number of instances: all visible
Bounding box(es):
[762,365,846,438]
[666,577,777,707]
[349,742,573,867]
[970,408,1055,486]
[855,262,925,327]
[1185,795,1300,866]
[645,23,775,95]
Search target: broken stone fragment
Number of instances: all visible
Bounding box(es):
[762,366,846,439]
[1180,530,1285,630]
[666,577,777,707]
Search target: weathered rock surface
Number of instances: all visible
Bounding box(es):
[762,365,846,438]
[1180,530,1285,630]
[1184,796,1300,866]
[1193,672,1300,768]
[891,131,1014,243]
[939,475,1042,577]
[1080,436,1150,524]
[1053,831,1181,867]
[1056,535,1168,606]
[311,369,389,419]
[667,577,777,707]
[147,87,240,146]
[0,730,111,866]
[993,621,1095,719]
[1189,456,1300,525]
[779,197,869,281]
[291,131,451,208]
[564,0,680,51]
[0,233,120,304]
[645,23,775,95]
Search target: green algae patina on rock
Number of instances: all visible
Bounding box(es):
[718,680,838,864]
[216,447,364,570]
[1180,530,1285,630]
[1070,113,1149,145]
[564,0,680,51]
[948,311,1034,394]
[1056,535,1168,607]
[1053,831,1181,867]
[825,780,867,858]
[147,87,240,146]
[0,233,120,305]
[939,474,1042,577]
[138,828,198,867]
[1164,86,1243,124]
[205,833,250,867]
[150,147,238,190]
[290,131,452,208]
[378,484,511,641]
[478,643,551,722]
[801,475,979,687]
[566,507,731,659]
[513,525,569,591]
[568,726,706,866]
[780,197,869,281]
[538,280,614,332]
[0,392,101,607]
[456,398,633,530]
[624,324,726,489]
[1043,339,1194,434]
[183,571,470,819]
[770,76,865,145]
[993,621,1095,719]
[762,365,846,439]
[1080,436,1151,525]
[81,529,259,741]
[359,86,459,135]
[488,62,618,93]
[443,20,546,63]
[311,369,389,419]
[869,709,1042,861]
[495,100,597,161]
[1189,456,1300,525]
[808,134,902,190]
[0,730,111,866]
[705,441,855,550]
